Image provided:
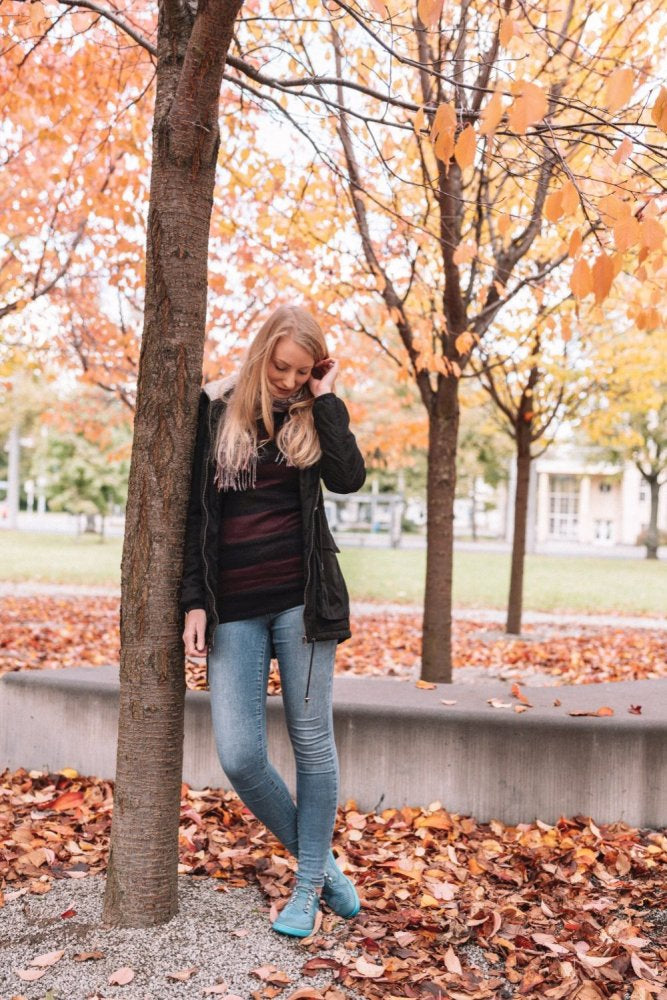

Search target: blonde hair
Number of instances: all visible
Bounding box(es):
[212,304,328,489]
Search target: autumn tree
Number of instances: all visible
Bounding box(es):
[469,297,595,633]
[580,318,667,560]
[229,1,667,679]
[6,0,245,925]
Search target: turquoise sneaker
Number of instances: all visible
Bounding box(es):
[271,883,320,937]
[321,850,361,919]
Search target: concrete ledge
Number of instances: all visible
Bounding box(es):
[1,666,665,827]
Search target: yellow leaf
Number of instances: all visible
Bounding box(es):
[420,893,440,907]
[498,214,511,236]
[452,240,476,265]
[598,194,631,225]
[544,189,563,223]
[613,215,640,252]
[479,90,504,137]
[451,361,462,378]
[640,217,665,251]
[605,67,634,113]
[431,102,456,163]
[612,136,633,164]
[367,0,387,14]
[454,124,476,169]
[561,180,578,216]
[508,81,547,133]
[414,107,427,135]
[455,331,475,356]
[570,258,593,299]
[416,680,436,689]
[651,86,667,133]
[417,0,443,29]
[29,1,45,29]
[592,253,614,304]
[499,16,515,47]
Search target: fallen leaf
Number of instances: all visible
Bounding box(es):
[568,706,615,717]
[354,956,385,978]
[16,968,48,982]
[487,698,512,708]
[30,949,65,967]
[511,682,533,706]
[166,966,199,981]
[629,704,642,714]
[73,950,105,961]
[444,945,462,974]
[416,680,436,689]
[440,699,457,706]
[109,967,135,985]
[60,908,77,918]
[251,965,291,985]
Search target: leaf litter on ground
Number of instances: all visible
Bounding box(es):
[1,597,665,694]
[1,767,665,999]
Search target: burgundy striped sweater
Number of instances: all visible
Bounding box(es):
[216,410,305,622]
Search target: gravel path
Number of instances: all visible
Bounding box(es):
[0,876,362,1000]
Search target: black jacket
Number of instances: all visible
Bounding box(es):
[178,387,366,685]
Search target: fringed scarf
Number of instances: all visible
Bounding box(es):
[216,385,308,493]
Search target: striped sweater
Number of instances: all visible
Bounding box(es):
[216,410,305,622]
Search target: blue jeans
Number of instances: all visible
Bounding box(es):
[207,604,339,889]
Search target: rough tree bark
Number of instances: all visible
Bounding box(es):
[102,0,243,928]
[421,379,460,682]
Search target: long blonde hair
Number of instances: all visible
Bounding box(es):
[212,305,328,490]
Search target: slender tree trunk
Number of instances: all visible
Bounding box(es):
[421,379,459,683]
[506,428,531,635]
[645,475,660,560]
[102,0,243,928]
[470,481,477,541]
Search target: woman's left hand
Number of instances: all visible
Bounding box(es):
[309,358,339,397]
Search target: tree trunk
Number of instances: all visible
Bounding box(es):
[506,429,531,635]
[421,379,459,683]
[102,0,243,928]
[470,481,477,541]
[645,475,660,560]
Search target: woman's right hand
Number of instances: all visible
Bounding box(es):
[183,608,208,658]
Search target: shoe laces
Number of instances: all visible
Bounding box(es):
[294,884,319,912]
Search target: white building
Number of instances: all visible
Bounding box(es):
[532,451,665,548]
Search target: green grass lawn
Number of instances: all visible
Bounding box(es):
[1,529,665,616]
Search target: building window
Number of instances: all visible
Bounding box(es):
[548,475,579,539]
[639,485,647,503]
[599,481,612,493]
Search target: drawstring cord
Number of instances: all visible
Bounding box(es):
[304,640,315,703]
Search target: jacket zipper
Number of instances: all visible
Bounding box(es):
[302,499,318,702]
[201,399,219,659]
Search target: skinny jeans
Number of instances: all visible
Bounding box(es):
[207,604,339,889]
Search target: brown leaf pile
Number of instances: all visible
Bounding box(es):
[1,597,665,694]
[0,768,665,999]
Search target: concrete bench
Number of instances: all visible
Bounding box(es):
[1,665,664,827]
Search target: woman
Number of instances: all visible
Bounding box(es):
[179,303,366,937]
